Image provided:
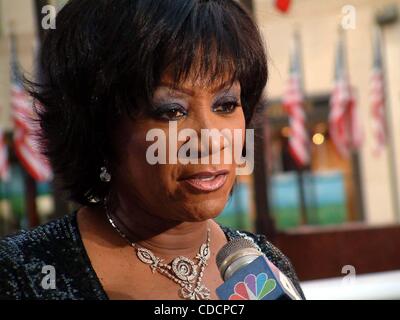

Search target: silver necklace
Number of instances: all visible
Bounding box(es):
[105,210,212,300]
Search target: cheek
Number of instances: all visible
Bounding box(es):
[113,123,180,201]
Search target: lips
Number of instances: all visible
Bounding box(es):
[180,170,229,192]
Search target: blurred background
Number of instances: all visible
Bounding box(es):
[0,0,399,299]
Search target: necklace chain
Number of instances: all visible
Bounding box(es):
[105,208,212,300]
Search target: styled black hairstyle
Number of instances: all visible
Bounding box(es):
[29,0,268,206]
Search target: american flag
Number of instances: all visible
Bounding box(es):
[283,32,310,167]
[10,34,53,182]
[329,31,363,158]
[370,27,387,156]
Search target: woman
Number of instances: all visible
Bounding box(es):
[0,0,305,300]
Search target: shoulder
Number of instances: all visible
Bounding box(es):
[0,213,78,266]
[219,225,306,300]
[0,213,86,299]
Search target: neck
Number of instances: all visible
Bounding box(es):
[102,201,212,260]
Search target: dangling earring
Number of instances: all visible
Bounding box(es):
[100,166,111,183]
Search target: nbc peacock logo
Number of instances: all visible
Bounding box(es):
[229,273,277,300]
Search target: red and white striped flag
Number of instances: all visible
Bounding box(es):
[10,34,53,182]
[329,31,363,158]
[0,127,10,181]
[283,32,310,167]
[370,27,387,156]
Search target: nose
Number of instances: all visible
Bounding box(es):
[179,109,230,161]
[199,129,231,158]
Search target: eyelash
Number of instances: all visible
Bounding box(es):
[153,99,241,121]
[212,100,241,114]
[152,104,188,121]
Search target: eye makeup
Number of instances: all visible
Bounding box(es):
[150,85,241,121]
[211,94,241,114]
[151,102,188,121]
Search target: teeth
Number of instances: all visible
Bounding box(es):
[199,176,216,181]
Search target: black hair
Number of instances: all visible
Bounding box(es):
[28,0,268,206]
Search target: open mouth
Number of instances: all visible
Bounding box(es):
[180,170,229,192]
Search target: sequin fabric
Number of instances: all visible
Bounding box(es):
[0,211,305,300]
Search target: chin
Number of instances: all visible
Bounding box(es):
[181,198,228,222]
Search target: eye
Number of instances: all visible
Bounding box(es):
[212,100,241,114]
[153,104,188,121]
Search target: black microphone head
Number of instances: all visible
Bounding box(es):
[216,238,262,280]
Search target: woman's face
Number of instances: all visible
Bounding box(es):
[112,72,246,223]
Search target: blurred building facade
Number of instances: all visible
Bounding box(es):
[253,0,400,226]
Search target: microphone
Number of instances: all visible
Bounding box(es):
[216,238,303,300]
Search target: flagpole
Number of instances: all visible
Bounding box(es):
[12,1,54,229]
[34,0,71,219]
[350,117,365,220]
[340,28,365,221]
[23,0,52,228]
[293,28,309,226]
[7,19,39,229]
[376,25,400,221]
[24,171,39,228]
[23,0,51,228]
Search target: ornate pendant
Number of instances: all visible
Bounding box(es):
[197,243,211,263]
[105,210,212,300]
[180,284,211,300]
[172,256,198,282]
[132,229,211,300]
[137,247,164,273]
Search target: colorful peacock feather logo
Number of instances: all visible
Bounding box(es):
[229,273,277,300]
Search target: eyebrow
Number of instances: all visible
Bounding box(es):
[158,80,239,96]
